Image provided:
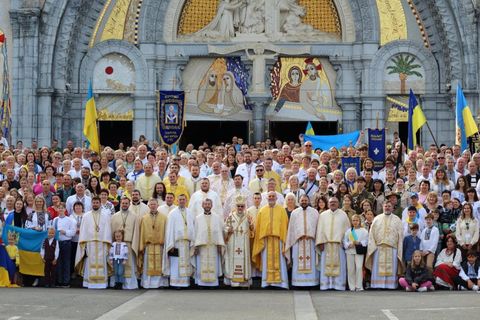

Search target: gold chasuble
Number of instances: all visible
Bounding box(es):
[252,204,288,283]
[138,212,167,276]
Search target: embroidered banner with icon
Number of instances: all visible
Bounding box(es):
[368,128,386,171]
[158,91,185,146]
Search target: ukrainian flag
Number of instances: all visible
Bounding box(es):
[2,225,47,277]
[0,245,16,287]
[456,83,479,151]
[305,121,315,135]
[83,81,100,153]
[407,89,427,151]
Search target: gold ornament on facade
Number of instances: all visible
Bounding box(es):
[376,0,407,46]
[98,109,134,121]
[177,0,341,36]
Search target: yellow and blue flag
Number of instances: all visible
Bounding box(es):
[407,89,426,151]
[2,225,47,276]
[83,81,100,153]
[456,83,479,151]
[0,245,16,287]
[305,121,315,135]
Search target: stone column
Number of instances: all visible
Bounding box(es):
[249,94,270,143]
[10,7,41,147]
[339,100,361,133]
[36,88,54,146]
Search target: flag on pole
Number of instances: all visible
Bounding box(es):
[83,81,100,153]
[305,121,315,135]
[455,83,479,151]
[0,31,12,143]
[407,89,427,151]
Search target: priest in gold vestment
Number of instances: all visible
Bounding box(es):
[162,194,195,287]
[110,197,140,289]
[285,195,320,287]
[252,191,289,289]
[315,197,351,290]
[75,197,112,289]
[138,198,168,288]
[224,196,254,287]
[193,198,226,287]
[365,202,404,289]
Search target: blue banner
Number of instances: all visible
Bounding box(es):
[341,157,361,174]
[304,131,360,151]
[368,128,386,171]
[158,91,185,146]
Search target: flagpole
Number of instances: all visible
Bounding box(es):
[424,121,439,149]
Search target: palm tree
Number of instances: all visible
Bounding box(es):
[386,54,423,94]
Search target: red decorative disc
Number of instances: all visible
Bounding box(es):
[105,66,114,75]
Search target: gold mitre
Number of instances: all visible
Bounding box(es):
[235,195,246,206]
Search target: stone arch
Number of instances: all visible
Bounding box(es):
[366,40,439,95]
[38,0,68,89]
[350,0,380,43]
[142,0,357,43]
[79,40,149,95]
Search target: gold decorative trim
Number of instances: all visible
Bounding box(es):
[90,0,113,48]
[101,0,131,42]
[98,108,134,121]
[406,0,430,49]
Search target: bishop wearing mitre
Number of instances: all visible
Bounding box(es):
[224,195,254,287]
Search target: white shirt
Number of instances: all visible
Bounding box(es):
[419,225,439,254]
[68,169,82,179]
[235,162,257,188]
[0,136,9,148]
[52,215,77,241]
[66,194,92,216]
[343,227,369,255]
[40,238,59,260]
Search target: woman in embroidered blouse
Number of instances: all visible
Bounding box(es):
[455,202,479,260]
[433,234,462,289]
[25,195,50,231]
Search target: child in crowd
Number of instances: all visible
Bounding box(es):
[40,227,59,288]
[420,213,439,271]
[454,250,480,291]
[109,230,129,290]
[431,209,443,255]
[399,250,434,292]
[6,232,20,285]
[362,210,375,231]
[343,214,368,291]
[403,206,424,236]
[403,223,421,265]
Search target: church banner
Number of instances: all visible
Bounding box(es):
[157,91,185,146]
[341,157,360,175]
[368,128,386,171]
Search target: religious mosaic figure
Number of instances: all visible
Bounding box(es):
[278,66,302,102]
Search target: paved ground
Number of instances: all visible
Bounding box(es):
[0,288,478,320]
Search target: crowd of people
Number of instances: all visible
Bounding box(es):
[0,133,480,292]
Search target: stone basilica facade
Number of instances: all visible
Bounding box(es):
[1,0,480,147]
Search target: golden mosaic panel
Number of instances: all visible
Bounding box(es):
[298,0,341,35]
[177,0,341,36]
